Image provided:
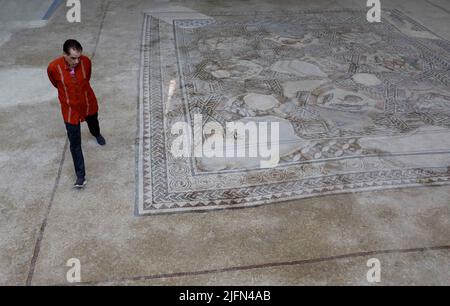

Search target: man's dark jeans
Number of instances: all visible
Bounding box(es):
[65,113,101,180]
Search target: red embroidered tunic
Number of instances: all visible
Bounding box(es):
[47,55,99,124]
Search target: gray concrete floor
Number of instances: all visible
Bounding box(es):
[0,0,449,286]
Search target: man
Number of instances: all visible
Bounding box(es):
[47,39,106,189]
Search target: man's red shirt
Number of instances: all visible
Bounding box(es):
[47,55,99,124]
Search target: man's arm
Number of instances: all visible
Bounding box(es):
[85,56,92,82]
[47,65,58,88]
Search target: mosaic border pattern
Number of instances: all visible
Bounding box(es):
[136,10,450,215]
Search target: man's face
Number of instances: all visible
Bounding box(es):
[63,48,82,69]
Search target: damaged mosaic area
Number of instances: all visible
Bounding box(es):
[137,10,450,215]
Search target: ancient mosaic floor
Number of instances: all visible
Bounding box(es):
[137,9,450,215]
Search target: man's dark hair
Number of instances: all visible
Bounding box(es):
[63,39,83,55]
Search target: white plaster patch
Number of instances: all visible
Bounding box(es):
[271,60,327,77]
[359,127,450,167]
[0,67,57,107]
[244,93,278,111]
[197,116,304,171]
[352,73,382,86]
[211,70,230,79]
[360,126,450,153]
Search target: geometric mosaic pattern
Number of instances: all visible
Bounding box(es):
[137,10,450,215]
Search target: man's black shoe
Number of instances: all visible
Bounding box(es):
[96,135,106,146]
[74,178,87,189]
